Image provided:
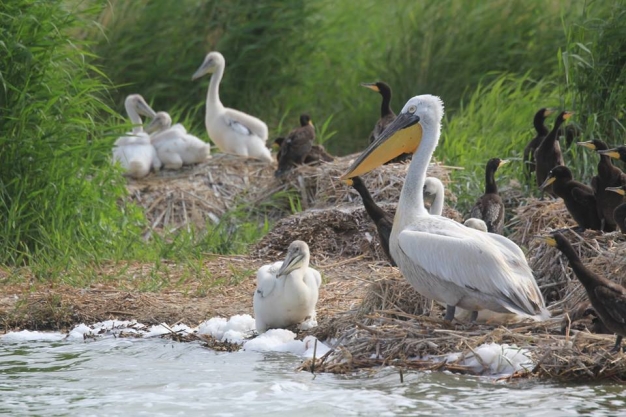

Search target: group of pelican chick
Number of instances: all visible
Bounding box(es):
[112,94,210,178]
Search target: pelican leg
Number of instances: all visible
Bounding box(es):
[444,305,456,322]
[611,335,623,353]
[469,310,478,322]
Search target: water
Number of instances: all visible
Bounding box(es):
[1,337,625,416]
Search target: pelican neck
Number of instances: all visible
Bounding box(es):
[485,165,498,194]
[125,102,143,135]
[396,123,440,227]
[206,63,225,116]
[430,185,444,215]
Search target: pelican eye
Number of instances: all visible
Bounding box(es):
[407,105,417,113]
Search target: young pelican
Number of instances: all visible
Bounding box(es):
[341,94,549,322]
[192,52,272,162]
[540,165,602,231]
[112,94,161,179]
[146,112,211,169]
[578,140,626,232]
[464,218,488,232]
[539,233,626,352]
[253,241,321,333]
[275,114,316,177]
[534,111,573,196]
[523,108,554,182]
[423,177,444,216]
[469,158,508,234]
[599,146,626,163]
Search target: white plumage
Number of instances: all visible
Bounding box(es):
[112,94,161,179]
[342,94,548,322]
[192,51,272,163]
[423,177,444,215]
[146,112,211,169]
[464,218,489,233]
[253,241,322,333]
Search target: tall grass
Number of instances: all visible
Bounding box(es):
[92,0,604,155]
[437,73,568,212]
[0,0,148,266]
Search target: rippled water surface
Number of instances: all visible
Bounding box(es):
[1,337,625,416]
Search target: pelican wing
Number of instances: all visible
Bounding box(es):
[594,286,626,324]
[397,219,543,315]
[223,108,268,141]
[306,267,322,289]
[255,261,282,298]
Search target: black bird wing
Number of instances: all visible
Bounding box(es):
[571,184,596,205]
[594,286,626,325]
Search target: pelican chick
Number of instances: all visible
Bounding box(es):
[112,94,161,179]
[539,233,626,352]
[464,218,488,232]
[423,177,444,215]
[253,241,321,333]
[341,94,549,322]
[146,112,211,169]
[192,52,272,162]
[469,158,508,234]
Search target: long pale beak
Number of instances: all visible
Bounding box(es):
[544,108,556,117]
[136,101,157,118]
[539,176,556,189]
[606,186,626,196]
[562,111,574,120]
[276,253,304,278]
[341,112,421,180]
[360,82,379,92]
[145,118,161,134]
[535,235,557,247]
[498,159,510,168]
[192,59,213,81]
[598,149,621,159]
[577,141,596,150]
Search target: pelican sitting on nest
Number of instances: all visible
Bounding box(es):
[112,94,161,179]
[341,94,549,322]
[146,112,211,169]
[253,241,322,333]
[192,51,272,162]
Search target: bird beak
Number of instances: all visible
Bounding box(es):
[136,100,157,119]
[562,111,574,120]
[577,141,596,150]
[308,120,314,126]
[535,235,557,247]
[606,186,626,196]
[344,178,354,186]
[341,112,421,180]
[192,58,213,80]
[544,108,556,117]
[276,252,303,278]
[498,160,510,168]
[597,149,621,159]
[539,176,556,189]
[360,82,380,92]
[145,117,161,134]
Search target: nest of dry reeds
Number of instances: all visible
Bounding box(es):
[124,153,457,234]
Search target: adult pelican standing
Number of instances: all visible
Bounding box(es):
[192,51,272,162]
[341,94,549,322]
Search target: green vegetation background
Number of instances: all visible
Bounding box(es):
[0,0,624,278]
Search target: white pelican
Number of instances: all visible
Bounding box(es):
[464,218,488,233]
[341,94,549,322]
[423,177,444,215]
[253,241,322,333]
[146,112,211,169]
[191,52,272,163]
[112,94,161,179]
